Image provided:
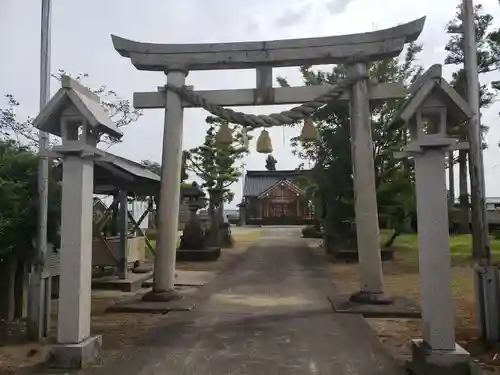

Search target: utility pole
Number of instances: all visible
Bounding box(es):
[28,0,52,340]
[462,0,498,342]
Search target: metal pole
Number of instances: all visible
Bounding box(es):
[462,0,490,264]
[28,0,52,340]
[462,0,498,343]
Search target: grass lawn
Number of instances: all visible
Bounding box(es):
[379,229,500,262]
[326,230,500,374]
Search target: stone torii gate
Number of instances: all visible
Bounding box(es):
[111,17,426,304]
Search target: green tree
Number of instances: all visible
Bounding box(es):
[140,151,190,188]
[265,154,277,171]
[185,116,250,218]
[278,43,423,251]
[0,140,60,260]
[445,4,498,233]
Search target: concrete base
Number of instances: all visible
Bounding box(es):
[143,270,216,288]
[349,290,394,305]
[142,288,183,302]
[176,247,221,262]
[91,272,153,293]
[328,295,420,318]
[48,335,102,370]
[410,339,472,375]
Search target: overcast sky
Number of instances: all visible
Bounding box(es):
[1,0,500,208]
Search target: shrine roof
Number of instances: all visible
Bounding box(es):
[55,152,160,196]
[243,170,311,197]
[93,153,160,196]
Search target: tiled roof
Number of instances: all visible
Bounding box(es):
[243,170,310,197]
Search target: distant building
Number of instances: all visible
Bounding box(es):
[450,197,500,229]
[240,170,315,226]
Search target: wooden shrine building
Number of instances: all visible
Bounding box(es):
[240,170,314,226]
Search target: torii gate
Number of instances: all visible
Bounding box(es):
[111,17,426,304]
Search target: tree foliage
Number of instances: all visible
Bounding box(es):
[0,71,141,260]
[444,4,499,233]
[140,151,190,190]
[445,3,497,135]
[185,116,250,204]
[278,43,423,246]
[0,140,60,259]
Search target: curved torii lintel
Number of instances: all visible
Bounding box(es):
[111,16,426,71]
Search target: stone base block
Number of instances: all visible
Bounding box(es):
[349,290,394,305]
[91,272,153,293]
[410,339,472,375]
[142,288,183,302]
[328,294,421,318]
[176,247,221,262]
[48,335,102,370]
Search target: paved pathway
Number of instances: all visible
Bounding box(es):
[81,227,404,375]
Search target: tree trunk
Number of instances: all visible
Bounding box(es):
[458,150,470,234]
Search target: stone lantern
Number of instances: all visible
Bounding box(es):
[179,182,207,249]
[177,183,220,261]
[391,64,472,375]
[33,76,122,369]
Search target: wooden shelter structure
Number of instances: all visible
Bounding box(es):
[49,153,161,292]
[91,154,160,280]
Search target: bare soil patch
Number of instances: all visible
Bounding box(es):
[320,243,500,375]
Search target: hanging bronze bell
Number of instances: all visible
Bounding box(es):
[256,129,273,154]
[215,122,233,146]
[301,117,318,142]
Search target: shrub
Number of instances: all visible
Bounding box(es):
[0,140,61,261]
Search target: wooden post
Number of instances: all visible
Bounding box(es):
[118,190,128,280]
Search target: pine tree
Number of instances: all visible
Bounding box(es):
[185,116,250,219]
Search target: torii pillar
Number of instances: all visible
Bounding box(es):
[143,68,187,301]
[348,62,392,304]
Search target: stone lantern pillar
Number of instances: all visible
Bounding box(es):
[392,65,474,375]
[33,76,123,369]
